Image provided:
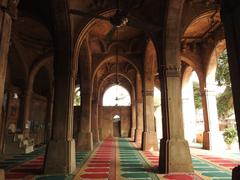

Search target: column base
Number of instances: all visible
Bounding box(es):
[232,165,240,180]
[142,131,158,151]
[159,138,193,173]
[203,131,224,151]
[130,128,136,140]
[92,129,100,145]
[203,131,210,150]
[77,132,93,151]
[99,128,103,141]
[134,129,143,144]
[44,139,76,174]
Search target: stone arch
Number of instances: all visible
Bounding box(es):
[182,9,220,37]
[98,73,134,139]
[181,55,204,84]
[72,9,116,77]
[20,54,53,141]
[92,55,141,94]
[92,55,140,79]
[10,42,29,85]
[98,73,134,106]
[182,65,194,87]
[181,65,200,144]
[28,53,53,92]
[144,39,157,79]
[107,41,128,53]
[7,45,28,89]
[206,40,226,83]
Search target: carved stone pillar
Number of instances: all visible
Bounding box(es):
[20,90,32,137]
[135,99,143,144]
[44,73,76,174]
[203,84,223,150]
[130,101,136,140]
[91,98,99,145]
[159,65,193,173]
[199,84,211,149]
[182,81,197,144]
[221,1,240,178]
[142,90,158,151]
[77,38,93,151]
[0,0,19,155]
[45,92,54,143]
[44,0,76,173]
[77,92,93,151]
[98,105,103,141]
[134,73,143,144]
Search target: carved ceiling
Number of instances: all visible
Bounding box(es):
[95,58,136,90]
[183,10,221,43]
[100,74,132,98]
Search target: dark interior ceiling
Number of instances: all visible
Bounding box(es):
[18,0,52,31]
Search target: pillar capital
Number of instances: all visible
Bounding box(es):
[164,64,181,77]
[143,90,154,96]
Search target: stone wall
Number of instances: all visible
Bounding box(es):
[73,106,81,139]
[99,106,131,139]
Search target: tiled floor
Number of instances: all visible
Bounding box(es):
[1,138,238,179]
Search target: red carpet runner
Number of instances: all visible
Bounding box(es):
[196,154,240,170]
[5,155,44,179]
[77,138,116,179]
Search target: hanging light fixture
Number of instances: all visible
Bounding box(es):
[115,28,119,106]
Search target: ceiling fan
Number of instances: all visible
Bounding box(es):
[69,0,161,34]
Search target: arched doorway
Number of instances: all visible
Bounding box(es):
[113,115,121,137]
[101,84,131,138]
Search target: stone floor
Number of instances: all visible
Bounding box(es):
[0,138,239,179]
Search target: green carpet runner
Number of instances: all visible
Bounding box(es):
[118,138,159,180]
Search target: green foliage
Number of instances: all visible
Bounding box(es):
[215,50,231,87]
[74,89,81,106]
[217,87,233,120]
[223,127,237,145]
[215,50,234,120]
[193,82,202,110]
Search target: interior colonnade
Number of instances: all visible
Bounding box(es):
[0,0,240,179]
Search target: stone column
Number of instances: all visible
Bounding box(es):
[44,72,76,174]
[152,0,193,171]
[77,38,93,151]
[91,98,99,145]
[203,84,223,150]
[98,105,103,141]
[158,65,193,173]
[44,0,76,174]
[134,73,143,144]
[221,1,240,177]
[199,83,211,149]
[135,99,143,144]
[130,101,136,140]
[45,92,54,143]
[20,90,32,137]
[182,81,197,144]
[77,92,93,151]
[0,0,18,155]
[142,90,158,151]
